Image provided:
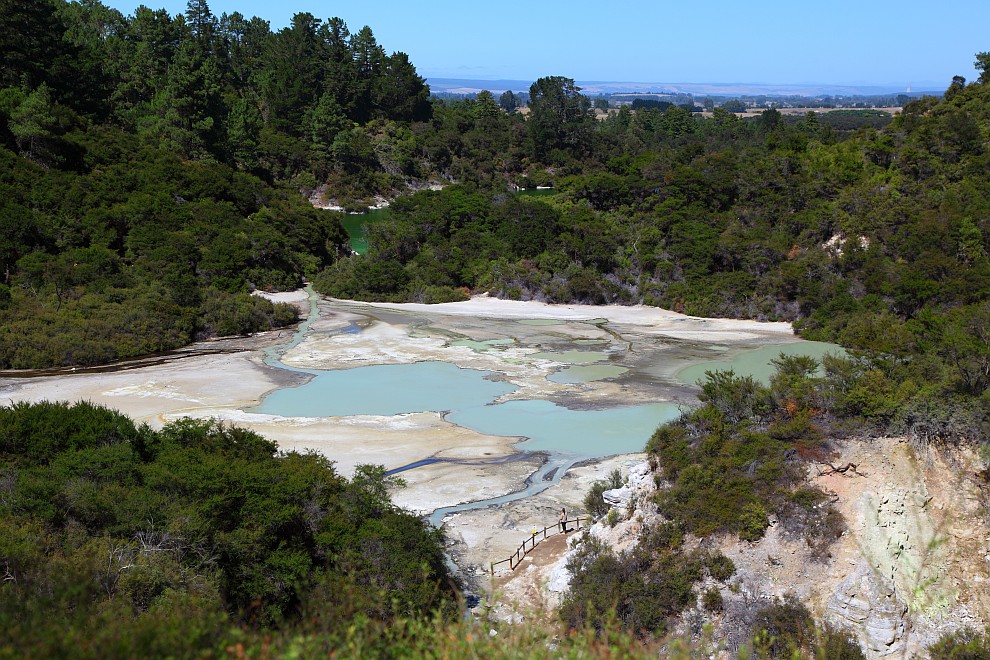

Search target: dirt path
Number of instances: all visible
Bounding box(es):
[486,527,582,623]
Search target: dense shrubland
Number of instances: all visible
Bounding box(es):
[559,523,736,639]
[564,353,990,651]
[0,133,341,367]
[562,357,850,644]
[0,400,456,655]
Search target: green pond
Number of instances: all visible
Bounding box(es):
[516,187,558,198]
[254,339,843,460]
[548,364,628,384]
[530,350,609,364]
[251,359,676,458]
[675,340,843,386]
[252,361,513,417]
[446,400,679,456]
[339,206,389,255]
[341,189,555,254]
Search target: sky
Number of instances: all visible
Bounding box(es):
[100,0,989,88]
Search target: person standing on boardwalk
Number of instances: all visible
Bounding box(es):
[559,508,568,533]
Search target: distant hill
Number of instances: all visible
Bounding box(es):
[428,77,943,97]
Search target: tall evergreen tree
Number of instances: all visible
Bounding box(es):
[0,0,71,90]
[8,85,60,166]
[320,17,358,119]
[350,26,385,123]
[111,6,183,126]
[220,12,270,89]
[375,52,431,122]
[527,76,593,160]
[144,39,224,157]
[185,0,218,48]
[258,13,326,133]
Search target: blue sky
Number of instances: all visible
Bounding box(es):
[101,0,988,87]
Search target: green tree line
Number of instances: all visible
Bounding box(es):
[0,0,445,367]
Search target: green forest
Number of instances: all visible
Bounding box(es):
[0,0,430,368]
[4,0,990,655]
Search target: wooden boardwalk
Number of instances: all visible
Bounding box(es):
[490,517,584,575]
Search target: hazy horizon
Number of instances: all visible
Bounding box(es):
[101,0,987,88]
[425,77,944,98]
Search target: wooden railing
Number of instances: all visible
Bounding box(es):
[490,517,584,575]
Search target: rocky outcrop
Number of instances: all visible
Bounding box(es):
[601,487,632,508]
[826,563,907,656]
[602,462,652,509]
[554,439,989,658]
[496,438,989,657]
[545,462,660,605]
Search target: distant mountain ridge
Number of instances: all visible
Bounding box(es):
[428,77,943,97]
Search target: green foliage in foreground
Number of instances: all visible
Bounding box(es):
[560,525,734,639]
[0,401,456,655]
[929,627,990,658]
[2,399,962,657]
[747,596,865,659]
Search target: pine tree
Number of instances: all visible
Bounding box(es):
[9,85,60,166]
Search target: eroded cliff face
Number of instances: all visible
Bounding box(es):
[512,437,989,657]
[812,438,989,656]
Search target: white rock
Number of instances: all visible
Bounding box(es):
[602,486,633,508]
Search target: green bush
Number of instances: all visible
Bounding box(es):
[750,596,817,658]
[701,587,723,613]
[559,525,704,640]
[0,402,457,652]
[198,289,299,337]
[583,468,623,520]
[929,628,990,658]
[646,366,842,546]
[704,553,736,581]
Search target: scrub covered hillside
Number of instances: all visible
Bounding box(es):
[2,1,990,654]
[0,400,458,656]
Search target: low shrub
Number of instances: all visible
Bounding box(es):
[929,627,990,658]
[701,587,723,613]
